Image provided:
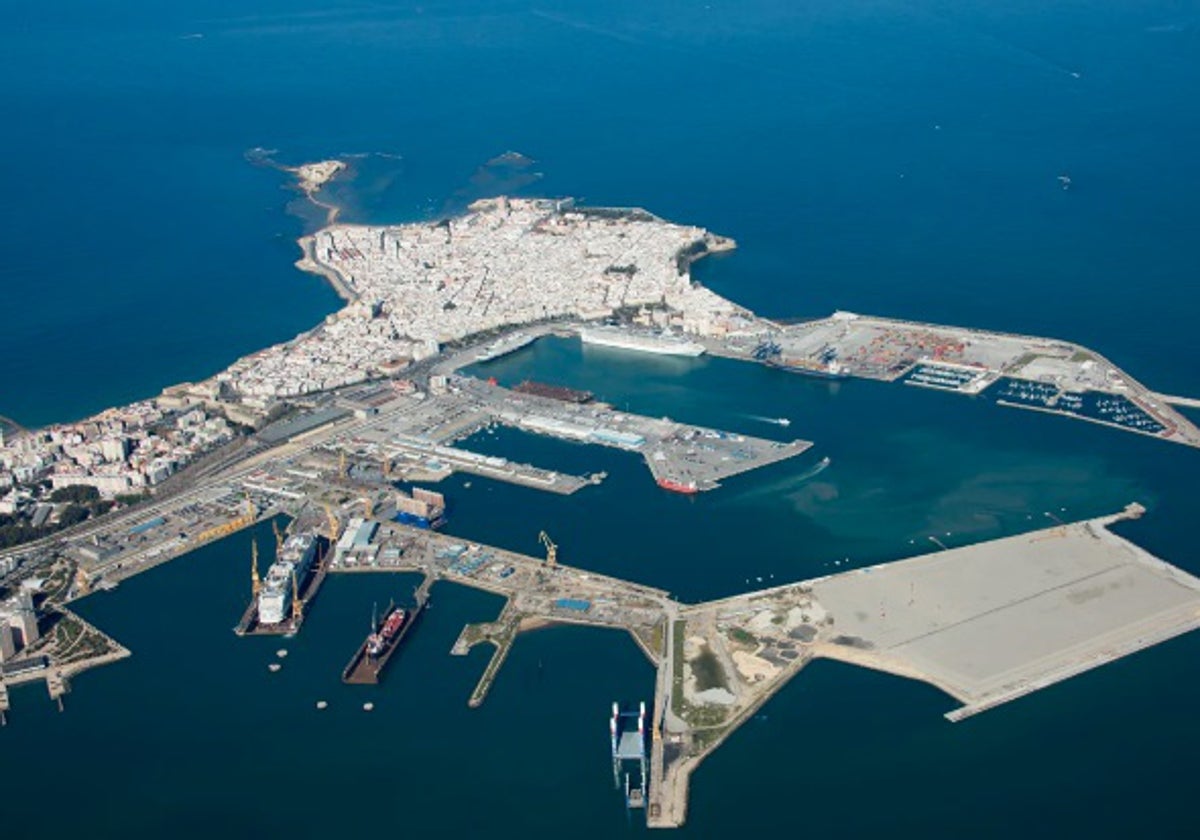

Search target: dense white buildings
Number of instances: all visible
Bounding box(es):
[0,402,233,503]
[207,198,748,405]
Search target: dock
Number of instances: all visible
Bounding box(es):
[342,574,434,684]
[235,536,331,637]
[324,504,1200,829]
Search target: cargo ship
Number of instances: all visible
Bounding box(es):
[765,358,849,380]
[394,487,446,529]
[580,326,705,358]
[657,478,699,495]
[342,597,426,684]
[513,380,594,404]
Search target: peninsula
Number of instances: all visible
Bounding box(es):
[4,173,1200,829]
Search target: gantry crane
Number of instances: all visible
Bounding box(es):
[538,530,558,568]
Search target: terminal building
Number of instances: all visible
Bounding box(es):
[0,588,40,663]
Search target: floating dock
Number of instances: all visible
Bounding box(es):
[235,536,330,637]
[341,576,432,684]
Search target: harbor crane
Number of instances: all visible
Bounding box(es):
[538,530,558,568]
[324,504,340,541]
[251,538,261,597]
[363,496,374,519]
[291,569,303,623]
[272,519,284,553]
[382,454,392,480]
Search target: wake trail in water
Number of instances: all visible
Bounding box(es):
[723,456,832,505]
[744,414,792,427]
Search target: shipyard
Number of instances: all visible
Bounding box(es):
[3,192,1200,829]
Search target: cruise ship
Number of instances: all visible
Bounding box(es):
[257,533,318,625]
[473,331,536,362]
[579,326,705,358]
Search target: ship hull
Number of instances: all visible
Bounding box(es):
[580,328,705,357]
[765,361,849,380]
[341,599,426,684]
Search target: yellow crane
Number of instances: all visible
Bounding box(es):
[338,450,347,478]
[363,496,374,519]
[324,504,340,540]
[251,537,262,597]
[291,569,303,623]
[272,519,284,553]
[538,530,558,568]
[382,454,392,480]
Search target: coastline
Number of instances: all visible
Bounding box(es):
[295,234,357,305]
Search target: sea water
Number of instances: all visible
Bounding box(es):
[3,1,1199,836]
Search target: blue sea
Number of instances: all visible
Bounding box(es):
[3,2,1200,837]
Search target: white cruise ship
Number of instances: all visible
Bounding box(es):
[579,326,705,357]
[258,533,318,625]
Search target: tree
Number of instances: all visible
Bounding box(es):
[50,485,100,504]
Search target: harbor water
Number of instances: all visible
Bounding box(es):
[3,1,1200,836]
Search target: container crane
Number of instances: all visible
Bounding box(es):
[538,530,558,568]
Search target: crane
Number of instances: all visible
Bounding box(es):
[538,530,557,568]
[324,504,340,541]
[382,454,392,480]
[251,537,262,597]
[363,496,374,519]
[291,569,303,622]
[338,450,347,478]
[272,519,283,553]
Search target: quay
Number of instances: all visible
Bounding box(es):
[314,504,1200,829]
[733,312,1200,449]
